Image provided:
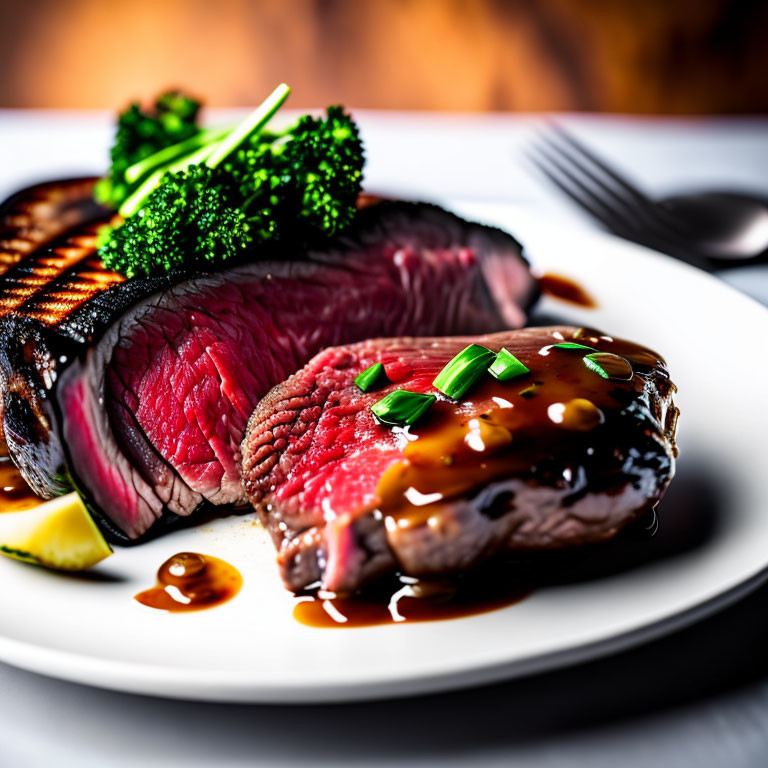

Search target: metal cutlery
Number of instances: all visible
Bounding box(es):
[526,123,768,271]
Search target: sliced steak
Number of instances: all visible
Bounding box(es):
[242,327,678,593]
[0,179,536,541]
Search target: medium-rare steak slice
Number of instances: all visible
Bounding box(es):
[242,327,678,593]
[0,179,536,542]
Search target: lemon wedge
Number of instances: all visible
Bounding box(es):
[0,492,112,570]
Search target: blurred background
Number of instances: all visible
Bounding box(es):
[0,0,766,113]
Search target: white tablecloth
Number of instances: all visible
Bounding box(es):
[0,111,766,768]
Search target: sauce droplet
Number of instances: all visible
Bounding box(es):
[539,273,596,308]
[547,398,604,431]
[135,552,242,612]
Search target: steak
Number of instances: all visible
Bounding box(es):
[0,179,536,542]
[241,327,678,593]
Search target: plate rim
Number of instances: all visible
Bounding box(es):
[0,564,765,703]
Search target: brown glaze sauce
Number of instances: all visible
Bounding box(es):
[539,273,596,308]
[0,457,43,512]
[293,569,532,628]
[376,328,673,529]
[135,552,242,612]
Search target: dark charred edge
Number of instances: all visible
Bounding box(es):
[76,484,217,546]
[0,179,113,490]
[54,198,532,349]
[0,178,533,540]
[275,461,673,594]
[0,176,110,456]
[293,460,672,594]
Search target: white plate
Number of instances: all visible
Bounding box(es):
[0,204,766,703]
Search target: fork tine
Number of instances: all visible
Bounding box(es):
[536,127,694,248]
[526,143,646,239]
[545,121,653,205]
[543,122,690,238]
[526,144,711,269]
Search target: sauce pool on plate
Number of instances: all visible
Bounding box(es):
[293,569,532,628]
[135,552,242,612]
[538,273,596,308]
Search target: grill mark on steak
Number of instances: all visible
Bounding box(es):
[0,179,536,541]
[241,328,677,593]
[0,178,105,277]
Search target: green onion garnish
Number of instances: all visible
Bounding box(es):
[518,385,539,399]
[583,352,633,381]
[433,344,496,400]
[371,390,435,427]
[488,348,530,381]
[552,342,595,351]
[354,363,389,393]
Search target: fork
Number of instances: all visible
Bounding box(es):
[525,123,768,271]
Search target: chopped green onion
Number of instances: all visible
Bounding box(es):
[206,83,291,169]
[124,126,230,184]
[489,348,530,381]
[433,344,496,400]
[583,352,633,381]
[552,342,595,351]
[354,363,389,393]
[371,390,435,427]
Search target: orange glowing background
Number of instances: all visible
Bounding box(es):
[0,0,765,113]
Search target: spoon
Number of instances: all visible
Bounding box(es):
[659,191,768,262]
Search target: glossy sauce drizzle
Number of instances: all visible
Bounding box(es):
[539,273,596,308]
[135,552,242,612]
[293,569,532,628]
[375,328,672,529]
[0,457,43,512]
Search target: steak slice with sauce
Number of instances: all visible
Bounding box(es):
[242,327,678,593]
[0,179,536,541]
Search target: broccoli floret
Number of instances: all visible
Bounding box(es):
[229,106,365,239]
[99,98,365,278]
[99,166,250,278]
[95,90,201,209]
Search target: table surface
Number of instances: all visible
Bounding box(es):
[0,111,766,768]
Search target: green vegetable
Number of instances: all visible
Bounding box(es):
[118,84,290,218]
[583,354,610,379]
[222,102,364,241]
[98,165,250,278]
[371,390,435,427]
[118,141,221,218]
[118,84,291,217]
[488,348,530,381]
[124,126,229,185]
[354,363,388,393]
[433,344,496,400]
[99,84,365,278]
[206,83,290,168]
[552,342,594,351]
[95,90,202,209]
[583,352,633,381]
